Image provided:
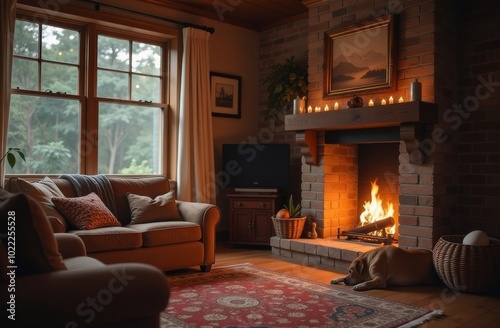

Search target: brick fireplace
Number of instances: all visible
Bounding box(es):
[261,0,476,259]
[270,101,450,266]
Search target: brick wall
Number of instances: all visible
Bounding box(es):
[258,18,309,201]
[455,1,500,239]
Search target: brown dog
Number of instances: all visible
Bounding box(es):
[331,245,438,291]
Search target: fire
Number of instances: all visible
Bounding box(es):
[359,179,395,235]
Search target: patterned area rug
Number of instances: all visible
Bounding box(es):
[161,263,442,328]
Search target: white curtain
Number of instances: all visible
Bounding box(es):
[176,27,216,204]
[0,0,16,188]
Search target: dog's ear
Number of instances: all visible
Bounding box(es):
[354,260,364,275]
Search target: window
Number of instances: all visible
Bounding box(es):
[8,20,82,174]
[7,13,169,176]
[96,35,163,174]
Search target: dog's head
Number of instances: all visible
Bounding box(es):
[343,259,369,286]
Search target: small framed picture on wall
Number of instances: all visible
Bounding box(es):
[210,72,241,118]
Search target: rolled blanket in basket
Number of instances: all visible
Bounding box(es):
[59,174,118,216]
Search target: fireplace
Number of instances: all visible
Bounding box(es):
[269,102,441,267]
[283,101,440,250]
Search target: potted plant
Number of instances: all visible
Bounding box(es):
[0,148,25,169]
[262,56,308,124]
[272,195,307,239]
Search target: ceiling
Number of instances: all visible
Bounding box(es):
[139,0,308,31]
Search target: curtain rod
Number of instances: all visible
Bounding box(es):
[77,0,215,34]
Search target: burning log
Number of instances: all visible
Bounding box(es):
[338,217,395,245]
[346,216,394,234]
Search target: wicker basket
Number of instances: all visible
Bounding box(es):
[433,235,500,293]
[272,216,306,239]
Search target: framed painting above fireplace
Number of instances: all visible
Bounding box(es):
[323,14,397,98]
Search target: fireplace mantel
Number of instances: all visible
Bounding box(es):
[284,101,439,165]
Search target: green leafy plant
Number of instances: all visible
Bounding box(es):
[262,56,308,124]
[1,148,26,169]
[284,195,302,218]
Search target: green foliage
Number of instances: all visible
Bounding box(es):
[262,56,308,125]
[119,159,153,174]
[8,20,162,175]
[29,141,72,173]
[284,195,302,218]
[0,148,26,169]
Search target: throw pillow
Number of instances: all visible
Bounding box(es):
[52,193,121,230]
[0,189,66,276]
[127,190,182,224]
[7,177,67,230]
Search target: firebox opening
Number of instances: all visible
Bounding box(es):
[358,143,400,241]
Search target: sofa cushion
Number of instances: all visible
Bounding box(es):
[63,255,105,270]
[52,193,121,230]
[109,176,172,225]
[0,189,66,276]
[127,190,182,224]
[6,177,68,231]
[69,227,142,253]
[128,221,202,247]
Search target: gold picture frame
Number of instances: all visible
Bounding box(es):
[323,14,397,98]
[210,72,241,118]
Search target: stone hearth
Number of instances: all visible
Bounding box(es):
[270,236,382,270]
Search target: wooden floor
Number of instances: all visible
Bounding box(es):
[206,243,500,328]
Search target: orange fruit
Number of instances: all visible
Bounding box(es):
[276,209,290,219]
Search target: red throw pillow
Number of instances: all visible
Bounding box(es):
[52,192,121,230]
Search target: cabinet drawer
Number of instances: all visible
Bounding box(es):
[232,200,273,209]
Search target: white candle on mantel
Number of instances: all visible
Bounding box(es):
[381,99,387,105]
[308,106,312,113]
[369,99,374,106]
[399,96,404,103]
[315,106,321,112]
[388,96,394,104]
[324,104,329,111]
[334,102,339,110]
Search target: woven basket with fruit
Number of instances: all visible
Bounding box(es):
[272,195,306,239]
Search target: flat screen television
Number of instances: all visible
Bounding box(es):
[222,143,290,192]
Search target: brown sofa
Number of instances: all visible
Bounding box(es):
[0,189,170,327]
[5,175,221,272]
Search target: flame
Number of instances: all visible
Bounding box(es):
[359,179,395,235]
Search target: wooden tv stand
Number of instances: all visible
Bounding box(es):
[228,193,283,246]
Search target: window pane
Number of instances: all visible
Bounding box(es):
[98,35,129,71]
[12,58,38,90]
[13,20,39,58]
[97,70,130,99]
[98,103,162,174]
[132,75,161,102]
[6,94,80,174]
[132,42,161,75]
[42,62,78,94]
[42,26,79,64]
